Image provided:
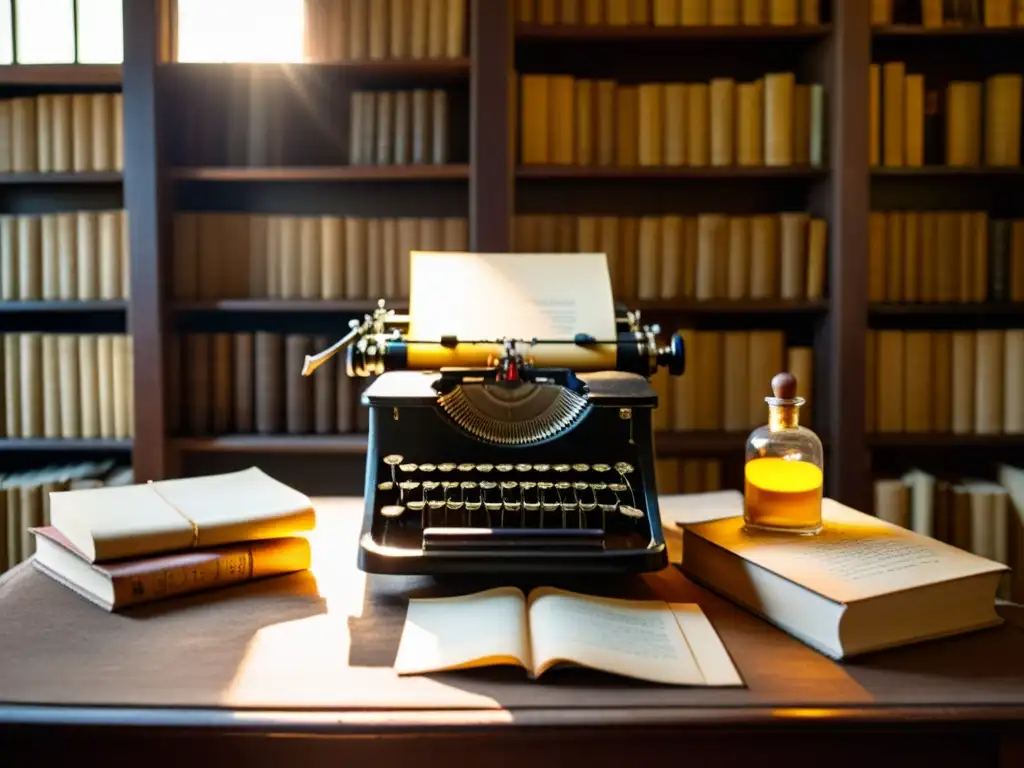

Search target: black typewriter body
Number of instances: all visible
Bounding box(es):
[357,369,668,575]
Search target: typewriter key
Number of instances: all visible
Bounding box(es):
[441,480,459,489]
[377,481,394,491]
[608,483,627,493]
[619,505,644,519]
[421,481,439,491]
[553,464,570,473]
[615,462,634,475]
[477,463,494,473]
[419,463,437,473]
[520,481,536,490]
[533,463,551,472]
[572,464,590,472]
[438,463,457,473]
[399,463,418,473]
[496,463,514,473]
[515,463,532,472]
[537,481,554,489]
[457,463,475,472]
[590,482,607,491]
[406,500,426,511]
[555,481,571,490]
[383,455,403,466]
[427,500,446,510]
[591,463,610,473]
[479,480,497,489]
[573,482,588,491]
[461,481,478,489]
[501,481,518,489]
[399,480,420,491]
[381,505,404,518]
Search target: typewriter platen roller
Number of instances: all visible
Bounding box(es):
[302,253,686,576]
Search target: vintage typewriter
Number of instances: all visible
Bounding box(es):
[302,254,685,576]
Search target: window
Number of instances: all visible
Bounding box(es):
[175,0,305,63]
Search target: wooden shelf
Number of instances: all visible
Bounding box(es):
[0,438,132,452]
[0,64,122,86]
[873,24,1024,38]
[171,165,470,182]
[868,434,1024,448]
[0,171,122,185]
[164,59,470,82]
[517,165,826,179]
[870,303,1023,317]
[172,299,828,315]
[872,166,1024,177]
[0,300,128,314]
[517,23,831,41]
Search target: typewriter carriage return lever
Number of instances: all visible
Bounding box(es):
[302,298,686,577]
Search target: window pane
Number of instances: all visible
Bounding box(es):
[176,0,305,63]
[0,1,12,65]
[76,0,124,63]
[15,0,75,64]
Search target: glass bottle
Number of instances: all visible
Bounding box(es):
[743,372,824,535]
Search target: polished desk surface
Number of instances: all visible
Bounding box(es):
[1,497,1023,766]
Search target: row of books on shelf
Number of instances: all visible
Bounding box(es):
[866,329,1023,435]
[1,334,134,441]
[0,461,132,575]
[0,95,124,175]
[303,0,466,62]
[516,0,821,26]
[172,213,466,301]
[873,463,1024,600]
[872,0,1024,27]
[349,89,451,166]
[655,458,723,496]
[871,66,1022,168]
[169,332,371,438]
[868,211,1024,304]
[519,72,823,168]
[0,211,129,302]
[651,329,813,432]
[515,213,826,302]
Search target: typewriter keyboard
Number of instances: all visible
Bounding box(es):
[372,455,650,550]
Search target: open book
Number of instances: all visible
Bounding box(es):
[393,586,743,686]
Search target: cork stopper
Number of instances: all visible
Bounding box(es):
[771,372,798,400]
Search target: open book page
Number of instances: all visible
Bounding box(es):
[686,498,1009,605]
[526,587,741,686]
[394,587,532,675]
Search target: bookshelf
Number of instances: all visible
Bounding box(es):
[0,0,1017,518]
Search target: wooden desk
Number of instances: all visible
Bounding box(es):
[1,497,1023,767]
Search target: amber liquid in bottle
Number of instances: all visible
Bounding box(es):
[743,372,824,535]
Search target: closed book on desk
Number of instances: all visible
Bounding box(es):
[30,526,311,611]
[681,497,1008,660]
[48,467,316,563]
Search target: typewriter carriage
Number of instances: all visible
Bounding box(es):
[302,298,686,576]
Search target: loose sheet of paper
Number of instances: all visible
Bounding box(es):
[408,252,616,342]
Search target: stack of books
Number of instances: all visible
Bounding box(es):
[28,467,316,611]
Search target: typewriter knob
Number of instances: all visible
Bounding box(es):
[657,333,686,377]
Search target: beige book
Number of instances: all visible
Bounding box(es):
[629,0,650,23]
[653,0,678,25]
[36,95,52,172]
[904,74,924,167]
[876,330,904,432]
[299,217,321,299]
[951,331,976,434]
[3,334,20,438]
[932,331,952,431]
[40,335,60,438]
[695,214,727,300]
[736,81,762,166]
[97,335,115,437]
[764,72,794,166]
[792,84,809,165]
[902,211,920,302]
[408,0,428,57]
[680,0,708,24]
[636,217,660,299]
[1005,330,1024,433]
[17,216,40,300]
[559,0,581,23]
[727,216,750,299]
[321,216,345,299]
[946,82,982,166]
[575,80,594,165]
[975,330,1005,434]
[984,74,1022,166]
[98,211,121,300]
[390,0,411,57]
[768,0,797,24]
[394,586,742,686]
[0,101,11,173]
[921,0,943,26]
[747,330,783,425]
[711,0,739,24]
[885,211,903,302]
[873,479,910,529]
[681,495,1008,660]
[57,335,80,439]
[40,215,59,300]
[869,64,880,166]
[19,333,42,438]
[748,214,778,299]
[709,78,734,166]
[805,218,826,300]
[985,0,1014,25]
[903,331,933,432]
[49,467,316,564]
[0,216,16,301]
[787,345,813,425]
[870,0,892,24]
[90,94,114,171]
[368,0,388,60]
[741,0,763,24]
[71,94,91,172]
[616,85,638,166]
[722,331,749,431]
[882,62,905,167]
[113,94,124,170]
[660,215,683,298]
[686,82,709,166]
[638,84,664,166]
[605,0,629,24]
[595,80,616,166]
[278,216,302,299]
[778,212,807,299]
[583,0,603,23]
[663,83,687,165]
[77,213,100,300]
[520,75,549,164]
[12,98,36,172]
